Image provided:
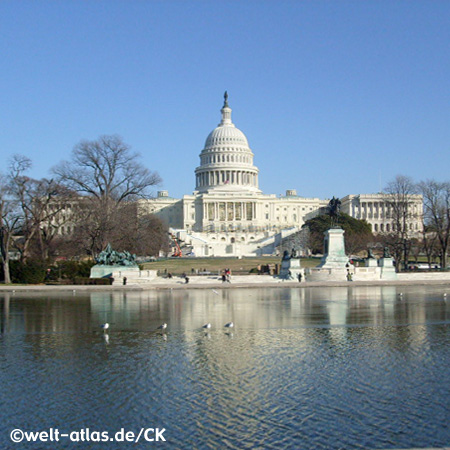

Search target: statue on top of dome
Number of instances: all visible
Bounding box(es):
[223,91,229,107]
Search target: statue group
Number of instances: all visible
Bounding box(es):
[96,244,137,267]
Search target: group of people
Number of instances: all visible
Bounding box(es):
[222,268,232,283]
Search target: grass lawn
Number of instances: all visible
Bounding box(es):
[141,256,320,275]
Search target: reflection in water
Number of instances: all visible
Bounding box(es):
[0,286,449,449]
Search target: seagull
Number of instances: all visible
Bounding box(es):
[202,323,212,330]
[157,323,167,331]
[212,289,219,295]
[224,322,234,329]
[100,323,109,332]
[444,293,447,297]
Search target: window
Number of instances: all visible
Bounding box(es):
[246,203,253,220]
[235,202,242,220]
[219,203,226,221]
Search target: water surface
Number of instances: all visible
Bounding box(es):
[1,285,449,449]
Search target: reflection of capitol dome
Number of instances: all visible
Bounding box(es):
[195,92,260,194]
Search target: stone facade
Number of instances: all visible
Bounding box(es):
[141,94,424,257]
[341,194,423,236]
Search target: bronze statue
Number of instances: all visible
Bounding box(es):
[327,196,341,227]
[96,244,137,266]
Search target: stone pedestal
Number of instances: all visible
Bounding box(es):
[90,265,140,279]
[306,228,349,281]
[379,257,397,280]
[365,258,378,268]
[319,227,348,268]
[280,257,302,280]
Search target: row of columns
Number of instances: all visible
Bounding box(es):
[352,200,420,220]
[204,201,256,221]
[352,201,392,219]
[201,154,251,165]
[196,170,258,189]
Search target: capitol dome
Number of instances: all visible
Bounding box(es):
[194,92,260,194]
[204,119,249,148]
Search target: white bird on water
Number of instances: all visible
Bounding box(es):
[212,289,219,295]
[202,323,212,330]
[224,322,234,329]
[157,323,167,331]
[100,323,109,332]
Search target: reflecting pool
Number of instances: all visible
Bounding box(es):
[1,285,449,449]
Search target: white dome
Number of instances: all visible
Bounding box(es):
[194,92,260,194]
[204,124,249,148]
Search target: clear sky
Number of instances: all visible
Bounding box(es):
[1,0,449,200]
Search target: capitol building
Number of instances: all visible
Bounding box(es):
[141,93,423,257]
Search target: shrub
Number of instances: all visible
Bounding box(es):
[10,260,47,284]
[46,260,95,282]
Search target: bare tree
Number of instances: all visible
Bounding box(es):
[0,156,32,282]
[420,225,440,268]
[383,175,420,271]
[52,135,162,257]
[112,204,169,257]
[6,155,74,263]
[53,135,161,202]
[0,174,20,283]
[419,179,450,269]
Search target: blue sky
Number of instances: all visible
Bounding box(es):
[1,1,449,200]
